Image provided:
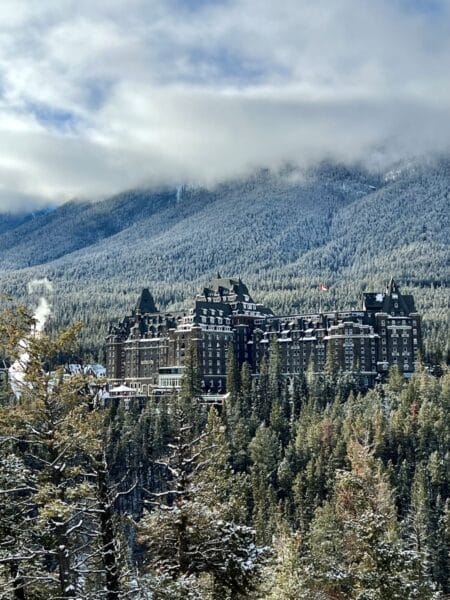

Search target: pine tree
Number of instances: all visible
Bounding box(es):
[268,339,282,407]
[305,440,437,599]
[263,528,312,600]
[249,424,280,544]
[0,310,125,599]
[239,362,253,418]
[181,341,202,401]
[0,453,36,599]
[226,343,240,402]
[254,357,270,423]
[291,373,308,421]
[138,400,264,598]
[387,365,405,394]
[405,463,434,583]
[196,408,248,523]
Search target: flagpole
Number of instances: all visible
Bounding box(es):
[318,283,328,315]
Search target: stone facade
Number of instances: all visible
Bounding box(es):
[105,277,422,395]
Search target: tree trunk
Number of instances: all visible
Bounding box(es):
[10,561,26,600]
[56,526,76,598]
[97,459,121,600]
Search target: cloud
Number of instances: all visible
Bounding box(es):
[0,0,450,211]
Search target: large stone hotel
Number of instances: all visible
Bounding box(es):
[105,276,422,395]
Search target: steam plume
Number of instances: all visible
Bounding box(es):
[8,278,53,398]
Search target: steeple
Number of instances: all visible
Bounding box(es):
[135,288,158,314]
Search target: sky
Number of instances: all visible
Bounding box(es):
[0,0,450,211]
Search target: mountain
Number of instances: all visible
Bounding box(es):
[0,208,55,236]
[0,161,448,359]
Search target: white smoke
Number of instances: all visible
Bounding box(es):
[27,278,53,334]
[31,297,51,334]
[8,279,53,398]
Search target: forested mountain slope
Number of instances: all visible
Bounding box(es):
[0,161,448,359]
[0,191,187,269]
[0,208,53,236]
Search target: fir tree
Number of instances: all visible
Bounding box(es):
[226,343,240,402]
[239,362,253,419]
[0,310,125,599]
[249,424,280,544]
[138,400,264,598]
[181,341,202,402]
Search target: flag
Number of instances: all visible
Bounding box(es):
[319,283,328,291]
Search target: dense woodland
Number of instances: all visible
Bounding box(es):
[0,161,448,364]
[0,303,449,599]
[0,160,448,597]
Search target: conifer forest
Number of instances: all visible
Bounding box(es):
[2,0,450,597]
[0,299,449,599]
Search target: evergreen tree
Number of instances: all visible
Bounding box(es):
[254,357,270,423]
[249,424,280,544]
[181,341,202,401]
[387,365,406,394]
[138,401,264,598]
[0,311,125,599]
[263,529,313,600]
[226,343,240,402]
[305,440,437,599]
[239,362,253,418]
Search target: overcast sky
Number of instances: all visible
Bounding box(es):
[1,0,449,211]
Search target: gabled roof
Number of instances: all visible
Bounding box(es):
[208,276,253,302]
[363,279,416,315]
[135,288,158,314]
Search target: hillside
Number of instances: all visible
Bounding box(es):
[0,161,448,359]
[0,208,54,236]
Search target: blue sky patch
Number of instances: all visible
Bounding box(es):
[27,103,78,132]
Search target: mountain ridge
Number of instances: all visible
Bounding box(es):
[0,161,448,359]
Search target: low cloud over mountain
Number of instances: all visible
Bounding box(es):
[1,0,450,210]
